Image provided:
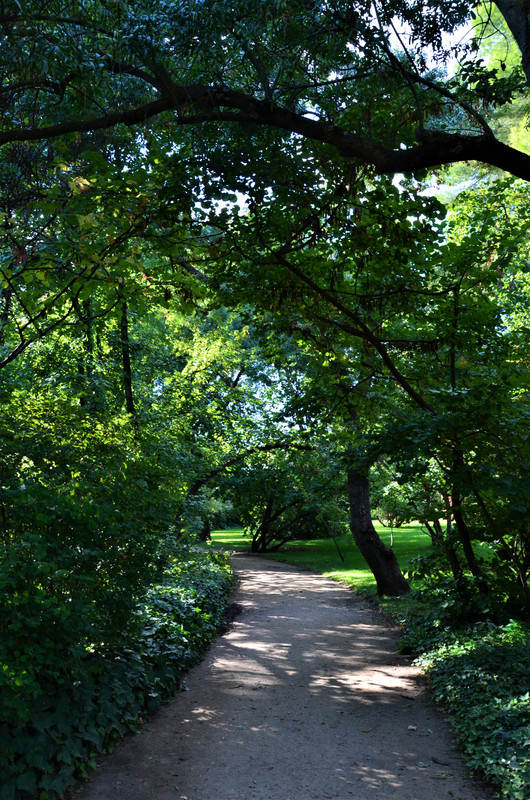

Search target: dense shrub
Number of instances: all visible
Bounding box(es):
[0,401,182,651]
[0,543,232,800]
[400,617,530,800]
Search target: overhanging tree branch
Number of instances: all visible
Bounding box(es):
[186,440,314,498]
[272,251,437,414]
[2,84,530,179]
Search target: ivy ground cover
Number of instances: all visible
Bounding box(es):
[0,543,232,800]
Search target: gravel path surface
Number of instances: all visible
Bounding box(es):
[76,554,494,800]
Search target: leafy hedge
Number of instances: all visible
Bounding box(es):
[0,544,232,800]
[400,618,530,800]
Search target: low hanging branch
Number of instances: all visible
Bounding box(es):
[185,440,314,499]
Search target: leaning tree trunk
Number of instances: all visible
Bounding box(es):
[251,497,274,553]
[451,449,490,595]
[348,468,410,596]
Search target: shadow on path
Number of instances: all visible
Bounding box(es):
[76,554,494,800]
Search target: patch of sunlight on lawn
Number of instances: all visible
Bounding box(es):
[211,523,432,596]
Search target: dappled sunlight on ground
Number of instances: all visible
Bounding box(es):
[77,553,492,800]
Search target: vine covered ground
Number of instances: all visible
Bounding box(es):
[0,542,232,800]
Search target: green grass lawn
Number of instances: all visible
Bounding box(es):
[211,523,431,601]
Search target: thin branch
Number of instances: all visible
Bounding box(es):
[186,440,314,497]
[272,250,436,414]
[171,254,210,283]
[0,306,72,369]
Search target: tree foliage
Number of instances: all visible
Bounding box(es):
[4,3,530,795]
[2,1,530,177]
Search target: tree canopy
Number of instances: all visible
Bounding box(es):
[4,4,530,795]
[2,1,530,178]
[3,0,530,687]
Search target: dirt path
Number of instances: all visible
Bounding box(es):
[76,554,494,800]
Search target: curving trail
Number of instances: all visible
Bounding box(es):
[77,554,493,800]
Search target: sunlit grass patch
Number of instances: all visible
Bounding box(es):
[211,522,431,595]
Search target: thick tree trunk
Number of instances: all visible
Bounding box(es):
[347,468,410,596]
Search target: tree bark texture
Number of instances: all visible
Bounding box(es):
[347,468,410,596]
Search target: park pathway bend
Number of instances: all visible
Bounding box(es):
[77,554,493,800]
